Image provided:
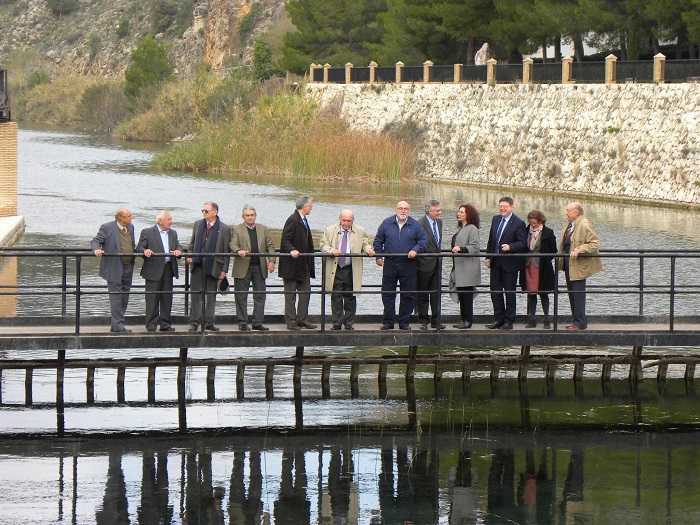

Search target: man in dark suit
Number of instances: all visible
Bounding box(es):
[486,196,527,330]
[90,208,136,333]
[137,210,183,332]
[186,202,230,332]
[279,195,316,330]
[416,199,444,330]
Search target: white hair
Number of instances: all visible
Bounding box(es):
[155,210,172,224]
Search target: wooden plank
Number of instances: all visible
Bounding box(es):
[24,367,33,406]
[116,366,125,403]
[86,367,95,404]
[518,345,530,382]
[685,363,696,382]
[657,362,668,383]
[350,363,359,398]
[236,364,245,399]
[602,362,612,383]
[147,365,156,403]
[378,362,388,399]
[265,364,274,399]
[321,363,331,399]
[490,363,499,383]
[206,365,216,401]
[573,362,584,383]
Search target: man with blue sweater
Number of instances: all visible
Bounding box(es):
[373,201,428,330]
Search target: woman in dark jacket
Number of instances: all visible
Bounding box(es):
[523,210,557,328]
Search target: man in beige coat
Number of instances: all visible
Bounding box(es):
[320,209,375,330]
[229,205,276,331]
[557,202,602,331]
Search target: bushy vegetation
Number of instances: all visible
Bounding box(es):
[150,0,193,37]
[46,0,79,17]
[124,36,173,108]
[116,18,130,39]
[239,2,263,42]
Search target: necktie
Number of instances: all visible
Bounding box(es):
[565,222,574,240]
[495,217,507,245]
[303,217,310,231]
[432,220,439,246]
[339,230,349,267]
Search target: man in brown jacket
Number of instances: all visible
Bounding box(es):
[229,205,275,331]
[557,202,602,331]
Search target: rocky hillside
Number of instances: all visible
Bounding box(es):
[0,0,286,77]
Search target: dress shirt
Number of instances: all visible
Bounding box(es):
[158,226,171,261]
[396,216,407,231]
[496,213,512,245]
[426,215,440,245]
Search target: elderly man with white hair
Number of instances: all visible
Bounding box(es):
[137,210,183,332]
[320,209,375,330]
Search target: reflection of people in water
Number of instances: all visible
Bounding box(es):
[229,449,263,524]
[95,450,130,525]
[184,451,224,525]
[378,446,440,524]
[327,447,355,523]
[450,448,476,524]
[137,449,174,524]
[535,449,556,524]
[274,449,311,525]
[560,448,585,522]
[518,449,538,522]
[487,449,517,524]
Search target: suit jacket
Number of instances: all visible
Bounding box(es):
[417,215,443,274]
[450,223,481,287]
[486,213,527,272]
[229,223,276,279]
[557,217,603,281]
[320,223,372,293]
[137,225,183,281]
[90,221,135,283]
[188,218,230,278]
[278,211,315,280]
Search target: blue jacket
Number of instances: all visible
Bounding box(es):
[373,216,428,261]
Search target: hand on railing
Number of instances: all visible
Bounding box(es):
[94,249,104,257]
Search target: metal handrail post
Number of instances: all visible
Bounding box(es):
[553,260,559,332]
[184,263,190,317]
[200,263,206,334]
[320,256,326,332]
[61,255,67,317]
[638,252,645,316]
[74,256,81,335]
[669,256,676,332]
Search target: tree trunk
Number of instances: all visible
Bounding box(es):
[467,36,475,65]
[542,39,548,63]
[554,35,562,62]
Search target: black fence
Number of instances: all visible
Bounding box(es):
[0,249,698,335]
[313,59,700,84]
[0,68,9,121]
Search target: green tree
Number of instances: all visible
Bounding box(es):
[124,36,173,107]
[282,0,388,74]
[253,40,277,80]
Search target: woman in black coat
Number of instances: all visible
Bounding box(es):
[523,210,557,328]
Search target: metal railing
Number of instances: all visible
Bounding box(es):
[0,248,699,336]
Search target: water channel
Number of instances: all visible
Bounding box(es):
[1,130,700,523]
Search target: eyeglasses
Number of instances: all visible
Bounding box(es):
[201,209,213,214]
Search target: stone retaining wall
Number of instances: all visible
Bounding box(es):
[307,83,699,206]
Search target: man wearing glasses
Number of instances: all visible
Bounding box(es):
[187,202,230,332]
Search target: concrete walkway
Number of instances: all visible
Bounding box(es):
[0,215,24,247]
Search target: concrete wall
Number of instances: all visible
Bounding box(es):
[0,121,17,216]
[307,83,700,206]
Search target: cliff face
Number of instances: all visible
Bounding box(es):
[0,0,285,77]
[308,83,700,206]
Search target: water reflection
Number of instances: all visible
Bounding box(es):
[1,431,697,524]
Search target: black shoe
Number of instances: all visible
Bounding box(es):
[286,323,300,331]
[420,323,429,331]
[188,323,199,333]
[110,327,131,333]
[486,322,504,330]
[381,324,394,330]
[344,324,354,330]
[332,324,342,330]
[502,323,513,330]
[453,322,471,330]
[252,324,269,331]
[205,325,220,332]
[297,321,317,329]
[239,323,249,331]
[160,326,175,332]
[431,323,446,330]
[399,324,410,331]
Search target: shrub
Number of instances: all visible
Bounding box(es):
[46,0,79,16]
[253,40,275,81]
[26,70,50,89]
[88,33,100,62]
[116,18,130,39]
[124,36,173,108]
[239,2,262,41]
[151,0,192,36]
[79,82,129,133]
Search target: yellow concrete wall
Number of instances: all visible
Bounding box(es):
[0,121,18,217]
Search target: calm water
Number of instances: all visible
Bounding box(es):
[2,130,700,523]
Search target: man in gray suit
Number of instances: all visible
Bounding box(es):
[91,208,136,333]
[137,210,183,332]
[229,205,276,331]
[186,202,230,332]
[416,199,445,330]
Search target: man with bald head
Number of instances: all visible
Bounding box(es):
[91,208,136,333]
[373,201,428,330]
[320,209,375,330]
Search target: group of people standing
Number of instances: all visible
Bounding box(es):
[90,195,602,333]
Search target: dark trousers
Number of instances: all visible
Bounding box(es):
[145,264,173,330]
[189,265,218,326]
[456,286,475,323]
[235,264,266,325]
[526,293,550,321]
[284,276,311,324]
[565,267,587,328]
[490,264,519,324]
[416,263,442,324]
[106,264,133,330]
[331,264,355,327]
[381,260,417,326]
